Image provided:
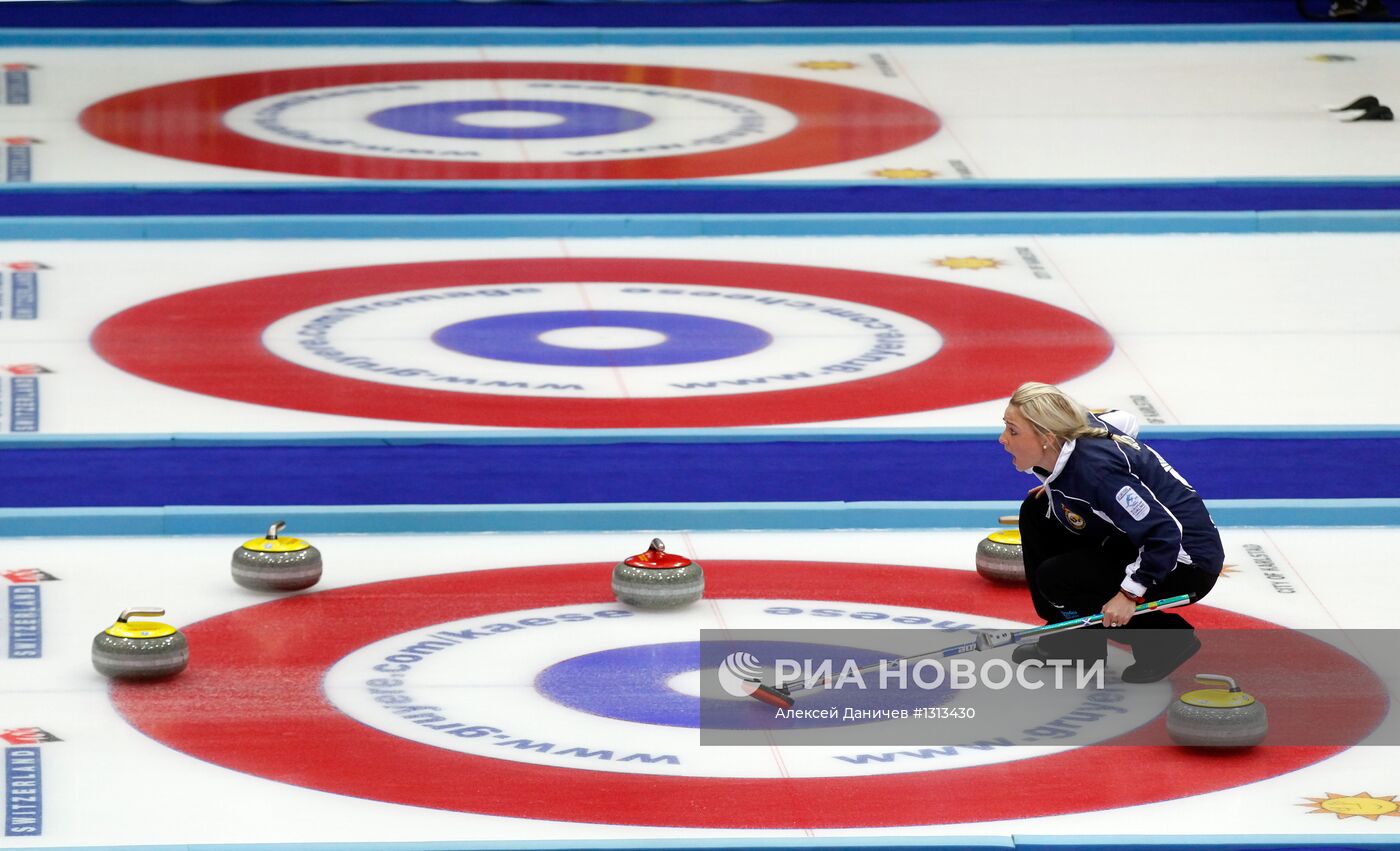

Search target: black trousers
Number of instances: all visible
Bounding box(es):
[1018,492,1217,661]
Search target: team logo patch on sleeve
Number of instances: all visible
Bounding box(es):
[1115,486,1151,521]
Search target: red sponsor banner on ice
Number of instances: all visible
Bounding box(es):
[1,570,57,584]
[0,728,59,745]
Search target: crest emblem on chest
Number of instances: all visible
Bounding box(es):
[1062,506,1087,530]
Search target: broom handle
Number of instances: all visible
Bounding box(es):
[783,594,1193,691]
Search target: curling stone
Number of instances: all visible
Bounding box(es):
[91,607,189,680]
[1167,673,1268,748]
[976,516,1025,583]
[611,538,704,609]
[232,520,322,592]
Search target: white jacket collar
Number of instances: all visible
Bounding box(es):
[1032,438,1076,484]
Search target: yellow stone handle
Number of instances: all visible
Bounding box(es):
[1194,673,1240,692]
[118,607,165,623]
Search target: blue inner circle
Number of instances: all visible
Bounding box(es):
[535,641,954,730]
[432,310,772,367]
[366,99,654,140]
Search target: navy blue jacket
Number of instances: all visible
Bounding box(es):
[1031,412,1225,597]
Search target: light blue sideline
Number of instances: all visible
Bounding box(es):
[20,835,1400,851]
[3,211,1400,239]
[0,838,1015,851]
[19,834,1400,851]
[1,499,1396,537]
[0,840,1013,851]
[3,23,1400,47]
[1,424,1396,449]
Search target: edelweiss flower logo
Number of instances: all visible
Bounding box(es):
[717,651,764,697]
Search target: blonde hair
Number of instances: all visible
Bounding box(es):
[1009,382,1126,446]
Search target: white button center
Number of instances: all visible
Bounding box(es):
[457,111,568,129]
[538,327,668,350]
[665,669,706,698]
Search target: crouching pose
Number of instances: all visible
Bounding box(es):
[999,382,1223,683]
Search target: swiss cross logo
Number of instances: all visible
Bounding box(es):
[1,569,57,584]
[0,728,60,745]
[4,262,47,271]
[2,365,53,376]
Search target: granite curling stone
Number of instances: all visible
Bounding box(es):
[612,538,704,609]
[232,520,322,592]
[92,607,189,680]
[975,516,1026,583]
[1167,673,1268,748]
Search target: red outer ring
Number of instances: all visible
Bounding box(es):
[89,257,1115,428]
[78,62,940,180]
[111,562,1381,828]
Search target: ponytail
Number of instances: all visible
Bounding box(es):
[1009,383,1132,447]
